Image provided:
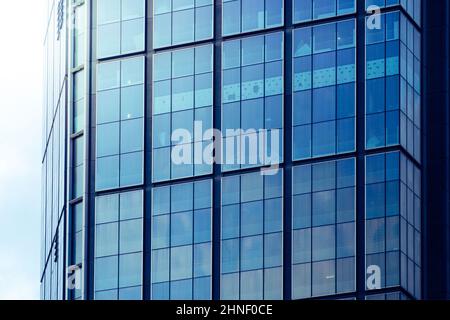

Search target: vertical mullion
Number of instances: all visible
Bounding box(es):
[117,196,121,298]
[118,63,122,188]
[398,155,402,291]
[192,184,195,299]
[212,0,222,300]
[238,177,242,300]
[171,1,174,46]
[356,0,367,300]
[192,49,196,176]
[169,53,173,180]
[263,36,267,166]
[169,188,172,300]
[384,155,388,287]
[335,161,338,294]
[240,0,243,34]
[311,48,314,158]
[194,2,196,42]
[239,40,243,170]
[335,23,338,156]
[283,0,293,297]
[309,193,312,298]
[144,0,153,300]
[262,172,266,299]
[119,0,122,55]
[384,14,388,148]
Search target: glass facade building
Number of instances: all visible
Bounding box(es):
[41,0,450,300]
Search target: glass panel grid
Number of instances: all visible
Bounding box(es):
[94,190,144,300]
[365,0,421,26]
[293,0,356,24]
[223,0,284,36]
[96,56,145,191]
[97,0,146,59]
[292,158,356,299]
[73,3,85,68]
[365,151,421,299]
[151,180,213,300]
[69,202,83,300]
[72,136,84,199]
[152,44,214,182]
[73,70,85,134]
[293,19,356,161]
[153,0,213,49]
[222,32,284,172]
[365,11,421,163]
[221,170,284,300]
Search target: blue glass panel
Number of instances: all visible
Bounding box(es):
[222,239,240,273]
[313,190,336,226]
[241,201,264,237]
[240,270,263,300]
[293,229,311,264]
[119,253,142,287]
[194,209,211,243]
[152,215,170,249]
[95,256,119,291]
[171,246,193,280]
[120,219,142,254]
[293,194,312,229]
[171,211,194,246]
[241,236,263,271]
[312,225,336,261]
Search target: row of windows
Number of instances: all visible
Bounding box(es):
[223,0,283,36]
[154,1,356,49]
[93,0,421,59]
[365,291,410,300]
[87,154,420,300]
[294,0,355,23]
[95,15,420,187]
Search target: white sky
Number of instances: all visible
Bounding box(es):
[0,1,45,299]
